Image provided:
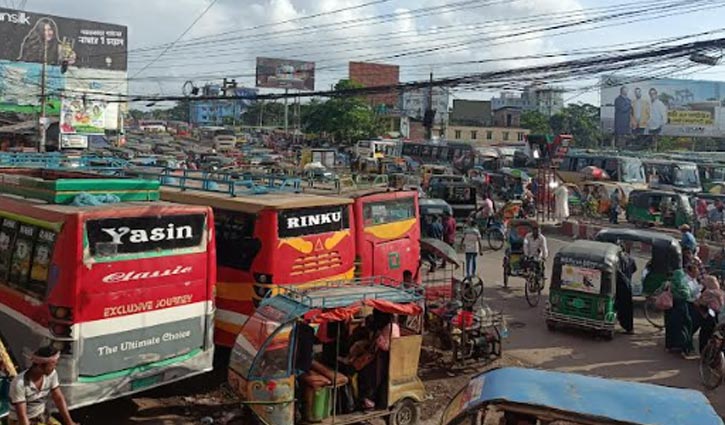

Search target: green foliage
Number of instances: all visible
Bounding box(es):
[240,101,286,127]
[302,79,384,143]
[548,103,602,148]
[520,110,551,134]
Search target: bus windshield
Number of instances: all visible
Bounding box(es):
[363,197,416,226]
[620,158,645,183]
[674,165,700,188]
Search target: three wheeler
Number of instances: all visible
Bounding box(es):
[545,240,621,339]
[595,228,683,329]
[228,278,426,425]
[626,189,693,228]
[501,219,544,307]
[439,367,723,425]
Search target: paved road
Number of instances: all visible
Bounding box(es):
[470,235,724,413]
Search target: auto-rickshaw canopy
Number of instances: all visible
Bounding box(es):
[595,228,682,274]
[440,367,723,425]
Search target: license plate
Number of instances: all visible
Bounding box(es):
[131,374,161,390]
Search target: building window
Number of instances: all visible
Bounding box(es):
[506,114,513,127]
[471,131,477,140]
[454,130,462,139]
[503,132,509,141]
[486,131,493,140]
[517,132,525,141]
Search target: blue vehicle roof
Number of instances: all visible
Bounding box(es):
[444,367,722,425]
[260,279,424,315]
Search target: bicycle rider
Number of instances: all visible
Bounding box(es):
[523,224,549,278]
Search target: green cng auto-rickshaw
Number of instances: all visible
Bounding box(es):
[545,240,621,339]
[228,279,426,425]
[594,228,682,329]
[626,189,693,228]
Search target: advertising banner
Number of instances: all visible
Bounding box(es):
[0,7,127,71]
[256,57,315,91]
[59,133,88,149]
[60,97,106,134]
[560,264,602,294]
[601,75,725,138]
[0,60,62,113]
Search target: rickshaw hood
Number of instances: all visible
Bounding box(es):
[441,367,722,425]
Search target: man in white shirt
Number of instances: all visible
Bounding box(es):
[459,219,483,278]
[647,88,668,135]
[523,225,548,261]
[9,346,76,425]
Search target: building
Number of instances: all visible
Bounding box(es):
[349,61,400,108]
[449,99,492,126]
[189,84,257,127]
[400,86,450,129]
[446,125,529,145]
[491,83,565,116]
[494,107,522,128]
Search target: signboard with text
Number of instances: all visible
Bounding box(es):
[601,75,725,138]
[256,57,315,91]
[0,7,127,70]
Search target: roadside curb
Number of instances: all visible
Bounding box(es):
[546,220,719,263]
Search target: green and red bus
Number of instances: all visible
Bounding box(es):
[0,169,216,409]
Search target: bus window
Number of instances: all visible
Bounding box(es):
[215,209,260,271]
[8,223,35,288]
[621,159,645,183]
[575,157,589,171]
[363,197,416,226]
[604,159,619,180]
[29,229,56,295]
[422,146,432,157]
[0,218,18,278]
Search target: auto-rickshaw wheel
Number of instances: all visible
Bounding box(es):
[388,398,420,425]
[603,329,615,340]
[546,320,556,332]
[503,264,510,288]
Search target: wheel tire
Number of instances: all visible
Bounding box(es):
[388,399,420,425]
[546,320,556,332]
[700,341,725,390]
[503,266,509,288]
[603,330,615,340]
[461,276,484,307]
[644,296,665,329]
[525,276,541,307]
[487,228,505,251]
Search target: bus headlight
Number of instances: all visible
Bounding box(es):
[50,305,73,321]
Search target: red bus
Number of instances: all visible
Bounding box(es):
[0,169,216,409]
[346,190,420,282]
[161,189,355,347]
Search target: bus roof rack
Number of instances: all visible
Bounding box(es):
[0,152,129,170]
[122,169,303,196]
[265,276,424,309]
[0,169,160,204]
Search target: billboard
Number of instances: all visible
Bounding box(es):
[256,57,315,91]
[0,7,127,71]
[601,75,725,138]
[0,60,63,113]
[349,61,399,107]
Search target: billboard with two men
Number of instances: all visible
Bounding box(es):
[600,75,725,138]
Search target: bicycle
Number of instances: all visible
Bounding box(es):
[523,256,545,307]
[700,322,725,389]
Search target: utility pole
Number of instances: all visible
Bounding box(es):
[425,71,434,141]
[284,88,289,134]
[38,38,48,153]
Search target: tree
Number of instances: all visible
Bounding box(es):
[241,101,286,127]
[302,79,384,143]
[520,110,551,134]
[549,103,602,148]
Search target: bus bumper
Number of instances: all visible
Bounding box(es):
[61,348,214,410]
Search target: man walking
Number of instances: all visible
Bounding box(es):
[460,219,483,278]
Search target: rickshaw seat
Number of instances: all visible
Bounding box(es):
[311,360,349,387]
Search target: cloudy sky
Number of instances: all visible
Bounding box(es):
[11,0,725,105]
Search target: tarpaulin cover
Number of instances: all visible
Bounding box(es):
[303,305,362,324]
[364,299,422,316]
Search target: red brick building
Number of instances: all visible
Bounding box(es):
[349,61,400,108]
